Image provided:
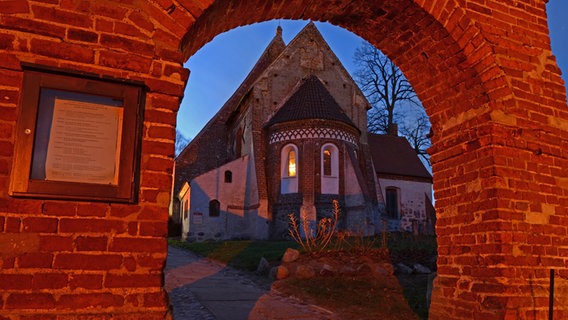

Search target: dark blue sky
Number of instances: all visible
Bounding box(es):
[178,2,568,139]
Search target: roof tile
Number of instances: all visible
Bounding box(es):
[367,133,432,179]
[266,75,355,127]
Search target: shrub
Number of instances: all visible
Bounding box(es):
[288,200,340,254]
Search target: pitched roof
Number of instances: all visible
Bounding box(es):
[367,133,432,180]
[176,26,286,161]
[265,75,356,127]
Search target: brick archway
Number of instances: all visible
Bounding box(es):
[180,2,568,318]
[0,0,566,319]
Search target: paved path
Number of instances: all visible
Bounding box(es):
[165,245,337,320]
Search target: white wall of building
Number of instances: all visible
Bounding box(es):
[178,182,190,240]
[185,155,264,241]
[378,177,433,232]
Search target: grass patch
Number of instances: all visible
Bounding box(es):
[397,274,431,319]
[168,239,298,271]
[169,234,436,319]
[386,233,437,255]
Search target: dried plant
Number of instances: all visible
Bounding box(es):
[332,230,350,251]
[350,230,379,255]
[381,219,388,248]
[288,200,340,254]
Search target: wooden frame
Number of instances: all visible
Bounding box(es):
[9,67,144,203]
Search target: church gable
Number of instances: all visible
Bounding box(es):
[265,75,356,128]
[251,22,370,134]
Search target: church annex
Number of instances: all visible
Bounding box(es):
[173,22,432,241]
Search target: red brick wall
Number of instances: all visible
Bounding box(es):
[1,0,567,319]
[0,0,193,318]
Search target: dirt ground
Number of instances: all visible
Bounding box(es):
[272,249,433,319]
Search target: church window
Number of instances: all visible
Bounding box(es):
[385,187,399,219]
[323,149,332,176]
[288,150,297,177]
[209,199,220,217]
[321,143,339,194]
[224,170,232,183]
[281,144,298,194]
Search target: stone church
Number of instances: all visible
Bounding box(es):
[173,22,433,241]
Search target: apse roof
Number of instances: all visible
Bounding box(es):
[266,75,356,128]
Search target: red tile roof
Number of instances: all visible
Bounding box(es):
[367,133,432,180]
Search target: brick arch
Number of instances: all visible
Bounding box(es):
[177,1,568,319]
[0,0,567,319]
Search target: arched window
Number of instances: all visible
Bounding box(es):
[209,199,220,217]
[385,187,399,219]
[323,149,332,176]
[321,143,339,194]
[224,170,232,183]
[287,149,297,177]
[280,144,298,194]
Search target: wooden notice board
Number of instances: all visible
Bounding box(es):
[9,67,144,203]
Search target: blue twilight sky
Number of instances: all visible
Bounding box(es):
[177,2,568,140]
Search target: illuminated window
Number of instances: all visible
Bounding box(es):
[323,149,331,176]
[280,144,298,194]
[287,150,297,177]
[321,143,339,194]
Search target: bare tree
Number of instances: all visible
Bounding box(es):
[353,42,431,167]
[399,113,432,167]
[175,130,190,156]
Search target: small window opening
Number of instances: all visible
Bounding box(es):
[385,188,399,219]
[209,199,220,217]
[224,170,232,183]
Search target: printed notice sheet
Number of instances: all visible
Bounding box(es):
[45,99,123,185]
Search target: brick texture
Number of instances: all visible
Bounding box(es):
[0,0,567,319]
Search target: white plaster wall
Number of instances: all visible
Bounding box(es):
[187,155,261,241]
[179,187,190,241]
[343,154,369,232]
[378,177,433,232]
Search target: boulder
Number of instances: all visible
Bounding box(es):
[395,263,413,275]
[296,265,316,279]
[373,265,390,276]
[412,263,432,274]
[379,262,395,275]
[356,263,373,275]
[339,265,357,276]
[256,257,270,275]
[319,264,335,276]
[281,248,300,263]
[270,266,289,280]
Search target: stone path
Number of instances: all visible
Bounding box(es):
[165,245,337,320]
